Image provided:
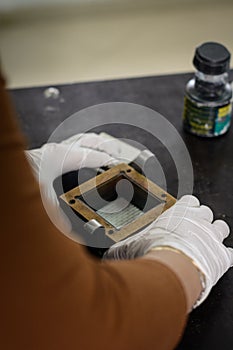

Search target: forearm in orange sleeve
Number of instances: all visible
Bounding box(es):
[0,74,187,350]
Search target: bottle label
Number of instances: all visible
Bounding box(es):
[183,96,232,137]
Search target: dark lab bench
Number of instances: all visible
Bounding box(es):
[10,72,233,350]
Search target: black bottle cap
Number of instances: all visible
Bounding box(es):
[193,42,231,75]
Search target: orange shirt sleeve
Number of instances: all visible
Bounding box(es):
[0,74,187,350]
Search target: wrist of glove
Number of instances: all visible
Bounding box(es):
[104,195,233,307]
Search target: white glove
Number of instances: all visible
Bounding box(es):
[26,133,122,235]
[104,195,233,307]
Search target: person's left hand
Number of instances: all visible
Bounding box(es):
[26,133,122,235]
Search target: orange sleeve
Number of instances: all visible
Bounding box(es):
[0,74,187,350]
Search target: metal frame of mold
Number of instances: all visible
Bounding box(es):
[60,163,176,243]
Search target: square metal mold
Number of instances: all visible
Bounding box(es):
[60,163,176,243]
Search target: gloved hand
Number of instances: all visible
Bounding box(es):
[104,195,233,307]
[26,133,121,235]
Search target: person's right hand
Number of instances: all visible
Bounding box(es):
[104,195,233,307]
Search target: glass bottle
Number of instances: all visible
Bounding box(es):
[183,42,232,137]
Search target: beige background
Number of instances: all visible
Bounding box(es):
[0,0,233,88]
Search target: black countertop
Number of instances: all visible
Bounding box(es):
[10,72,233,350]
